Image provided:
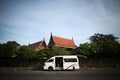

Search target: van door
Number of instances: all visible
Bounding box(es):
[55,57,63,70]
[45,58,54,70]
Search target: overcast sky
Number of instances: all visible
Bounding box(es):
[0,0,120,46]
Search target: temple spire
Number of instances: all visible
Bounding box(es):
[43,37,45,41]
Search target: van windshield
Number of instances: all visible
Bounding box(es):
[64,58,77,62]
[47,59,54,62]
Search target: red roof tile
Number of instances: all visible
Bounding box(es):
[52,35,76,48]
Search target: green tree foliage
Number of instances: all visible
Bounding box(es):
[74,33,120,58]
[37,49,49,59]
[89,33,120,58]
[16,45,37,67]
[0,42,70,67]
[0,41,20,58]
[89,33,119,43]
[37,46,70,59]
[17,45,36,60]
[0,33,120,67]
[74,43,91,56]
[0,41,20,67]
[52,46,69,55]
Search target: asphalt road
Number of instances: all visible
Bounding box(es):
[0,69,120,80]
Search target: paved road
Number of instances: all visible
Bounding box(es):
[0,69,120,80]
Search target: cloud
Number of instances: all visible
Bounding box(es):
[0,0,120,45]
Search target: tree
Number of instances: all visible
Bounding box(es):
[0,41,20,58]
[16,45,37,66]
[89,33,119,43]
[74,33,120,58]
[17,45,36,60]
[0,41,20,67]
[52,47,69,55]
[89,33,120,58]
[74,43,91,56]
[37,47,70,59]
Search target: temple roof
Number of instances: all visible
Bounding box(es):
[49,34,76,48]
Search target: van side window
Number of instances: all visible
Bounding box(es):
[64,58,77,62]
[47,59,54,62]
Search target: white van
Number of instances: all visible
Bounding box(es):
[43,55,80,70]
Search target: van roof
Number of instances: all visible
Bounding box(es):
[53,55,78,58]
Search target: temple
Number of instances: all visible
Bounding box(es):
[48,33,76,49]
[28,39,47,51]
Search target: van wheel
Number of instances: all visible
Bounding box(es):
[48,67,53,71]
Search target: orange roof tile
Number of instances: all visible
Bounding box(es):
[52,36,76,48]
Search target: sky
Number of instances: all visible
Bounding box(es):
[0,0,120,46]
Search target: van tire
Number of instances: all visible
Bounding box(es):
[48,67,53,71]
